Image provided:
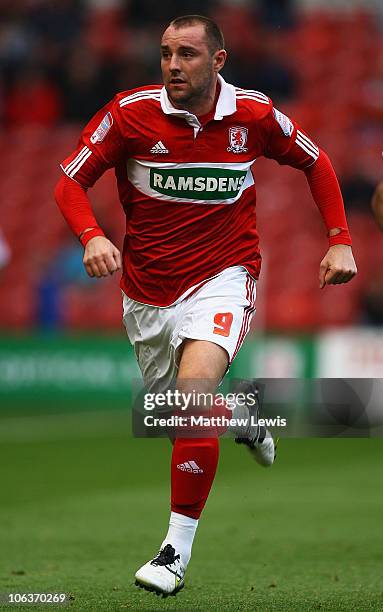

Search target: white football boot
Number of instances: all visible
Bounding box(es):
[135,544,185,597]
[234,381,277,467]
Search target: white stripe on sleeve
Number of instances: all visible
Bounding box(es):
[63,146,90,174]
[66,149,93,178]
[296,130,319,156]
[295,135,319,160]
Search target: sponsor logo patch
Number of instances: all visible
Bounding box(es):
[273,108,293,137]
[149,167,247,200]
[90,112,113,144]
[227,126,248,153]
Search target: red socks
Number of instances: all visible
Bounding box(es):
[171,437,219,519]
[169,397,237,519]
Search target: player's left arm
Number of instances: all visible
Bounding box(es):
[263,103,357,288]
[371,180,383,231]
[304,151,357,288]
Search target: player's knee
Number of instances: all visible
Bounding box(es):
[177,339,228,382]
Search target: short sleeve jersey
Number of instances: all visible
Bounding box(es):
[60,75,320,306]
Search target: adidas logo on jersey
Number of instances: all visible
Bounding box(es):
[150,141,169,154]
[177,461,203,474]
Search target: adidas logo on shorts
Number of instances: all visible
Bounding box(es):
[177,460,203,474]
[150,141,169,154]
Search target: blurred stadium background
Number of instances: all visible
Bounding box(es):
[0,0,383,405]
[0,1,382,610]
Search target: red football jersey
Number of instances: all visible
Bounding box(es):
[60,75,320,306]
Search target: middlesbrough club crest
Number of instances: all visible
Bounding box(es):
[227,126,248,153]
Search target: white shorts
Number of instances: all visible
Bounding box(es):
[122,266,256,390]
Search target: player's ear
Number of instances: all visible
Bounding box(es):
[213,49,227,72]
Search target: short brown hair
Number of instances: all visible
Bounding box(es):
[168,15,225,54]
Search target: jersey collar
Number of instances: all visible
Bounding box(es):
[160,74,236,122]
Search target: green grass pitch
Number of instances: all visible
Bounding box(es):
[0,410,382,611]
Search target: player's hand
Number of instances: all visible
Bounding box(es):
[319,244,357,289]
[83,236,122,278]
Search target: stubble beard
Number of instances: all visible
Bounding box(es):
[167,66,215,112]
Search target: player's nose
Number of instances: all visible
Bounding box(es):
[169,54,181,71]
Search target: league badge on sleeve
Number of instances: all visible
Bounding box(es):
[273,108,294,137]
[227,126,248,154]
[90,112,113,144]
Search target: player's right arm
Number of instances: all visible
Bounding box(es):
[54,100,125,278]
[55,176,121,277]
[371,180,383,231]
